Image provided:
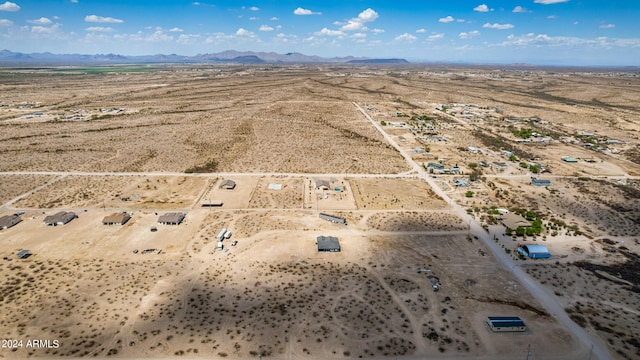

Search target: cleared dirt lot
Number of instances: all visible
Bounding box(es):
[351,178,447,210]
[13,175,207,210]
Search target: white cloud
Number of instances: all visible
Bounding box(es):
[71,0,78,3]
[31,26,53,34]
[169,27,183,32]
[483,23,514,30]
[293,7,321,16]
[340,8,378,31]
[85,15,124,23]
[177,33,200,45]
[28,17,52,25]
[395,33,417,42]
[416,28,426,33]
[474,4,490,12]
[439,16,454,23]
[573,21,579,25]
[115,30,174,43]
[274,33,298,43]
[428,33,445,40]
[513,6,529,13]
[459,30,480,39]
[314,27,344,37]
[0,1,19,11]
[259,24,274,31]
[0,18,12,26]
[351,32,367,43]
[270,17,279,21]
[371,28,384,34]
[249,17,257,21]
[534,0,569,4]
[30,23,63,37]
[600,24,615,29]
[497,33,635,48]
[235,28,254,36]
[86,26,113,32]
[547,15,557,19]
[249,6,259,11]
[356,8,378,22]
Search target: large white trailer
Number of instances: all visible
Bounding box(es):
[217,228,227,241]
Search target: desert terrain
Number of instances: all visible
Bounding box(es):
[1,65,639,360]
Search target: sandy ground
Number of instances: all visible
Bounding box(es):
[0,209,578,359]
[0,175,56,205]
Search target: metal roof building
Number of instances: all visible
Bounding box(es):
[319,213,347,225]
[0,214,22,229]
[43,211,77,226]
[488,317,527,332]
[518,244,550,259]
[317,236,340,252]
[531,178,552,187]
[427,162,445,170]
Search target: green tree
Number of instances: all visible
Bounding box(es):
[465,190,474,198]
[509,155,517,162]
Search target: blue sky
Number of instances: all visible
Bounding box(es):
[0,0,638,65]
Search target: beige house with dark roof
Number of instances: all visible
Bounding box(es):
[0,214,22,229]
[219,179,236,190]
[102,212,131,226]
[315,179,331,190]
[43,211,77,226]
[158,212,185,225]
[501,213,531,230]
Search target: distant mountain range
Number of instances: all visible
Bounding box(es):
[0,49,409,66]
